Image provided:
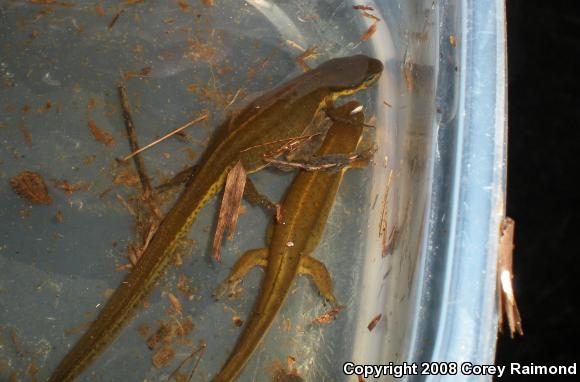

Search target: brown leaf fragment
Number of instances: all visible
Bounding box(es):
[360,23,377,42]
[18,123,33,147]
[247,48,277,79]
[55,180,89,195]
[40,101,51,112]
[177,0,188,11]
[122,66,152,80]
[113,168,140,187]
[95,3,105,16]
[295,46,318,72]
[201,0,214,6]
[152,347,175,368]
[167,292,182,315]
[287,355,296,370]
[25,361,39,378]
[498,217,524,337]
[147,323,171,349]
[9,328,24,356]
[137,323,151,337]
[88,119,115,146]
[176,274,195,299]
[87,97,97,109]
[272,359,302,382]
[403,53,415,91]
[55,209,64,223]
[212,161,246,262]
[10,171,52,204]
[30,0,74,6]
[361,11,380,22]
[312,305,345,325]
[174,252,183,266]
[379,170,393,256]
[353,5,374,10]
[367,313,382,331]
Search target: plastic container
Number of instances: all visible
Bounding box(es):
[0,1,506,381]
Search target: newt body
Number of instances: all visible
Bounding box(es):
[48,56,382,382]
[213,101,367,382]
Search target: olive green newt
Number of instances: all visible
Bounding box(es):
[47,55,382,382]
[212,101,368,382]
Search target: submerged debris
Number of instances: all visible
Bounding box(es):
[10,171,53,205]
[367,313,382,331]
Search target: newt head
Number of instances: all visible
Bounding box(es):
[317,55,383,97]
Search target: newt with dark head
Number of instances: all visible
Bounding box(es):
[47,55,382,382]
[213,101,369,382]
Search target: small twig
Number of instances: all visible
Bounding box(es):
[118,84,152,195]
[367,313,383,331]
[120,113,208,161]
[115,193,136,216]
[108,9,124,30]
[169,341,207,382]
[225,89,242,109]
[239,133,321,154]
[498,217,524,337]
[285,39,306,52]
[312,305,345,325]
[265,151,368,172]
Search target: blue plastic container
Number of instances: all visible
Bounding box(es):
[0,1,506,380]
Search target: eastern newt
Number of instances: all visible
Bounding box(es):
[213,101,368,382]
[47,55,382,382]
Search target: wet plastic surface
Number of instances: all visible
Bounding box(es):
[0,1,506,381]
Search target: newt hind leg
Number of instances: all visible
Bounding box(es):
[299,256,337,307]
[213,248,269,300]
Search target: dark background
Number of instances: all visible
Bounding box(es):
[495,1,579,378]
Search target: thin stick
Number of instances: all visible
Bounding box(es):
[118,84,152,195]
[121,113,208,161]
[239,133,321,154]
[225,89,242,109]
[168,341,207,382]
[108,9,124,30]
[265,152,366,171]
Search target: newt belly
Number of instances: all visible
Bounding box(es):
[47,56,382,382]
[213,101,368,382]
